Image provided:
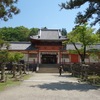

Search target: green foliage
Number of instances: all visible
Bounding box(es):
[0,0,20,21]
[67,24,98,63]
[8,52,24,63]
[61,28,67,36]
[29,28,38,36]
[96,29,100,42]
[0,74,32,91]
[0,36,9,64]
[0,50,8,64]
[68,24,97,45]
[0,34,10,50]
[14,26,30,41]
[0,78,20,91]
[14,52,24,62]
[68,48,84,54]
[0,26,39,41]
[89,50,100,62]
[0,36,9,82]
[0,27,17,41]
[88,48,100,53]
[90,53,99,62]
[68,50,78,54]
[88,75,100,85]
[60,0,100,26]
[0,39,5,49]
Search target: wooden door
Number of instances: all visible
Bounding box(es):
[70,54,79,63]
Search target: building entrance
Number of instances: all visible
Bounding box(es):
[41,54,57,64]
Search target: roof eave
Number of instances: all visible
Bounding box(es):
[30,36,68,41]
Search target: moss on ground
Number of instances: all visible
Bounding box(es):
[0,73,32,91]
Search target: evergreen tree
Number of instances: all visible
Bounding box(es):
[60,0,100,26]
[61,28,67,36]
[0,0,20,21]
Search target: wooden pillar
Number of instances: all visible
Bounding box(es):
[27,51,29,63]
[37,49,39,64]
[59,51,61,64]
[39,52,41,64]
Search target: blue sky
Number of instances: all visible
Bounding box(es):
[0,0,99,32]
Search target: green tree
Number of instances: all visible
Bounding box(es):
[67,24,98,63]
[61,28,67,36]
[0,50,8,81]
[0,27,15,41]
[8,52,23,63]
[8,52,24,78]
[96,29,100,42]
[60,0,100,26]
[0,34,10,50]
[0,0,20,21]
[0,26,30,41]
[29,28,38,36]
[90,51,100,62]
[14,26,30,41]
[0,35,9,81]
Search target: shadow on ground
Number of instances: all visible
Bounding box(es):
[53,74,72,78]
[30,81,99,91]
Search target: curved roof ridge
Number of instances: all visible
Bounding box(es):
[30,29,68,41]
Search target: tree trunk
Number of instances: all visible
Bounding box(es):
[23,64,26,74]
[72,42,87,64]
[1,64,5,82]
[80,56,85,64]
[19,64,22,76]
[12,64,16,78]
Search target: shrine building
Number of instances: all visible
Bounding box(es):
[8,29,100,69]
[9,29,68,65]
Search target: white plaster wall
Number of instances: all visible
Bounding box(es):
[23,54,28,62]
[89,56,99,63]
[79,58,89,63]
[61,58,69,63]
[29,57,37,63]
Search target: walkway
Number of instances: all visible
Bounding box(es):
[0,73,100,100]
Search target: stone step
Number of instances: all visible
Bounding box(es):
[38,68,59,73]
[39,64,59,68]
[37,64,59,73]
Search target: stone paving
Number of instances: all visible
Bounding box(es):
[0,72,100,100]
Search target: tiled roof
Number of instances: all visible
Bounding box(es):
[30,29,67,41]
[87,44,100,50]
[7,42,100,51]
[8,42,36,50]
[66,43,82,50]
[66,43,100,50]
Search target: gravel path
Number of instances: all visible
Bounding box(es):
[0,73,100,100]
